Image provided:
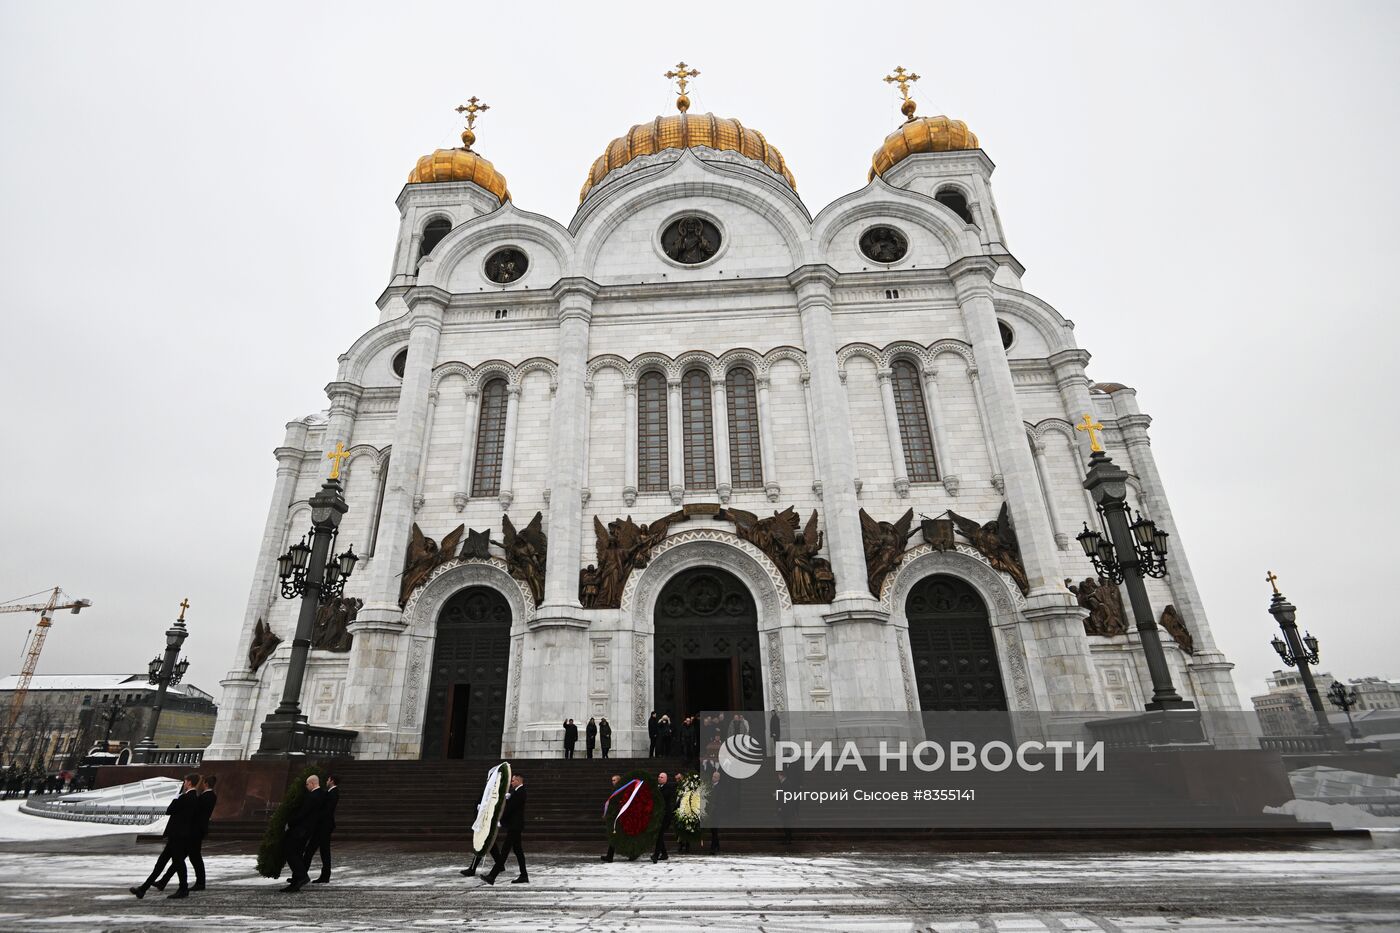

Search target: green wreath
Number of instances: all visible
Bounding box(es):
[256,765,322,878]
[604,769,664,860]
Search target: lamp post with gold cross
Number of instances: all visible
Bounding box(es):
[256,449,359,758]
[133,599,193,759]
[1077,422,1195,716]
[1265,572,1331,736]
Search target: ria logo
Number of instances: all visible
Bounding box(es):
[718,734,764,780]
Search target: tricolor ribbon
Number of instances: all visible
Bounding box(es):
[604,778,644,831]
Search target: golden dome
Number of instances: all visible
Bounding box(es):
[868,115,980,181]
[407,144,511,202]
[580,112,796,202]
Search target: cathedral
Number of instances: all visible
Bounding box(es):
[208,66,1242,761]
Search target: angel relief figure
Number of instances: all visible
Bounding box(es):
[497,512,547,606]
[772,510,836,604]
[858,508,916,597]
[585,511,682,610]
[948,503,1029,595]
[247,617,282,672]
[399,523,466,606]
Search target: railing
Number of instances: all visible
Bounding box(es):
[131,747,205,766]
[1259,734,1336,754]
[303,726,357,758]
[1085,710,1208,749]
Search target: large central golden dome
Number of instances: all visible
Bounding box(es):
[580,111,797,202]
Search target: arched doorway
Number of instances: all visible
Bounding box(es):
[421,586,511,759]
[906,574,1008,711]
[654,567,763,718]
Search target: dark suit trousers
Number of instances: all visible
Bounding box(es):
[145,839,190,891]
[285,831,314,882]
[302,829,333,880]
[159,837,204,887]
[652,811,673,858]
[487,828,525,878]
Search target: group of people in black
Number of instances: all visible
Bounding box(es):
[649,710,752,762]
[598,767,739,863]
[561,717,612,758]
[128,771,339,900]
[129,773,218,899]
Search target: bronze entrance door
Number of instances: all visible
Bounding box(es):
[421,586,511,759]
[653,567,763,718]
[906,575,1008,711]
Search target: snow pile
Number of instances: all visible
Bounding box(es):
[1264,798,1400,830]
[20,777,180,824]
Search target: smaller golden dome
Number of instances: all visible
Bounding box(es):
[868,115,980,181]
[408,146,510,202]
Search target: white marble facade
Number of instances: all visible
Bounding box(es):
[207,115,1242,762]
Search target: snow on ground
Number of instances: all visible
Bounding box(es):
[0,800,164,842]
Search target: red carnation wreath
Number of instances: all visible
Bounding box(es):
[604,769,664,859]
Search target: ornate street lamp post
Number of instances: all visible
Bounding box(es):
[1076,416,1193,712]
[1327,680,1362,741]
[1264,571,1331,736]
[135,599,192,758]
[254,444,358,759]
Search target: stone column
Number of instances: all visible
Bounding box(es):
[498,385,521,510]
[755,373,782,502]
[801,373,823,496]
[1048,349,1101,520]
[581,381,593,505]
[968,366,1004,493]
[413,389,439,511]
[513,278,597,757]
[1030,437,1069,550]
[1109,388,1239,710]
[920,364,959,496]
[623,380,638,506]
[875,367,911,498]
[319,383,363,482]
[711,375,732,503]
[453,386,481,511]
[207,422,308,759]
[343,286,447,756]
[948,257,1097,711]
[666,376,684,504]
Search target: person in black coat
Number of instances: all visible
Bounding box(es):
[647,711,659,757]
[130,773,202,899]
[155,775,217,892]
[599,717,612,758]
[282,775,326,892]
[303,774,338,883]
[600,773,621,862]
[650,771,676,863]
[481,774,527,884]
[656,715,674,756]
[562,719,578,759]
[585,718,598,759]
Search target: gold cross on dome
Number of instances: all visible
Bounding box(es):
[664,61,700,97]
[883,65,920,102]
[455,96,490,131]
[177,598,190,622]
[326,441,351,480]
[1266,571,1280,595]
[1076,413,1105,453]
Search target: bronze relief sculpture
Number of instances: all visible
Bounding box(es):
[724,506,835,604]
[399,523,466,606]
[582,511,679,609]
[497,512,548,606]
[312,596,361,652]
[859,508,916,597]
[947,503,1030,595]
[1159,604,1195,655]
[1067,577,1127,637]
[247,617,282,672]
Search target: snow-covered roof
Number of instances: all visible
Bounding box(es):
[0,674,213,700]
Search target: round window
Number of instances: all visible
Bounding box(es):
[998,320,1015,350]
[485,247,528,284]
[661,216,721,265]
[392,348,408,378]
[859,226,908,264]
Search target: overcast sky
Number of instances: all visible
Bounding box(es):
[2,2,1396,706]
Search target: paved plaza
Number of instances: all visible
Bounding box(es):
[0,835,1397,932]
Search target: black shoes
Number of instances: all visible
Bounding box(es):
[190,882,205,892]
[129,886,146,899]
[460,868,476,876]
[510,875,529,884]
[167,889,189,900]
[480,874,497,885]
[151,879,166,892]
[600,854,613,862]
[312,877,329,884]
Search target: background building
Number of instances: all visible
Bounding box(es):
[0,674,217,772]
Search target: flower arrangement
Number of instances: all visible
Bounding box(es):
[603,769,663,860]
[674,772,707,842]
[470,761,511,858]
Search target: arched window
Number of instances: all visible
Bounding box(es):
[725,367,763,489]
[891,360,937,482]
[935,187,975,225]
[367,454,389,556]
[471,379,509,497]
[638,371,669,492]
[681,369,715,489]
[419,217,451,262]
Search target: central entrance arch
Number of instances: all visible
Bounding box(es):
[421,585,511,759]
[653,567,763,718]
[906,574,1008,711]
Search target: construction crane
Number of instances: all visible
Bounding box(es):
[1,587,92,733]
